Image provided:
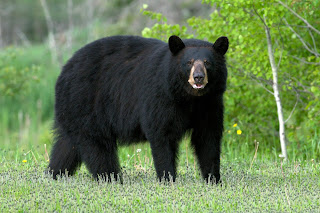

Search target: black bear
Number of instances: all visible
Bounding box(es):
[49,35,228,183]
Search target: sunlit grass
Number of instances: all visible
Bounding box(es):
[1,154,319,212]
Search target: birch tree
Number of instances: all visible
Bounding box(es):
[40,0,58,65]
[263,15,287,159]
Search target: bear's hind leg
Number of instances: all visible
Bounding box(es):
[80,139,121,182]
[49,135,82,179]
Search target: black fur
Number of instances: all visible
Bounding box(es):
[49,35,228,183]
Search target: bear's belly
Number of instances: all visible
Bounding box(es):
[115,123,147,145]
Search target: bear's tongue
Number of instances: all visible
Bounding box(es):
[193,84,204,89]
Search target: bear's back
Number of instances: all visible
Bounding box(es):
[55,36,167,139]
[74,36,164,63]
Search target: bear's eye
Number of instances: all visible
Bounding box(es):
[204,60,211,66]
[187,60,193,66]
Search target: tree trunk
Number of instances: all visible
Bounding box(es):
[67,0,73,54]
[40,0,58,65]
[0,15,3,48]
[264,24,288,160]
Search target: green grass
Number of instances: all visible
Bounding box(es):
[1,149,319,212]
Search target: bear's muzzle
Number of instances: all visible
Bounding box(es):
[188,60,208,89]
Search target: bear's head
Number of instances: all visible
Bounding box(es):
[168,35,228,97]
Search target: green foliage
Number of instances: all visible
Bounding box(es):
[0,48,40,97]
[0,45,58,150]
[141,0,320,156]
[141,4,168,22]
[141,5,192,41]
[202,0,320,128]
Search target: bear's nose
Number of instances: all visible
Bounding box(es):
[193,72,205,83]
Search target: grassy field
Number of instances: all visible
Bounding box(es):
[1,140,320,212]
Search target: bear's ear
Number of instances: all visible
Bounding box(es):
[213,36,229,55]
[169,35,185,54]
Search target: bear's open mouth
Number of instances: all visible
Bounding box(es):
[192,83,205,89]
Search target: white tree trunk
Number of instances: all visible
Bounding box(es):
[67,0,73,54]
[264,25,288,160]
[0,15,3,48]
[40,0,58,64]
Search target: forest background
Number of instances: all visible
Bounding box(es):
[0,0,319,163]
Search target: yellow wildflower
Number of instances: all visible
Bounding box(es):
[22,160,27,163]
[237,130,242,135]
[233,123,237,127]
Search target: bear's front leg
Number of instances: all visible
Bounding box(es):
[149,139,179,182]
[192,128,222,184]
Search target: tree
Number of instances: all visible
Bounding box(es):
[40,0,58,65]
